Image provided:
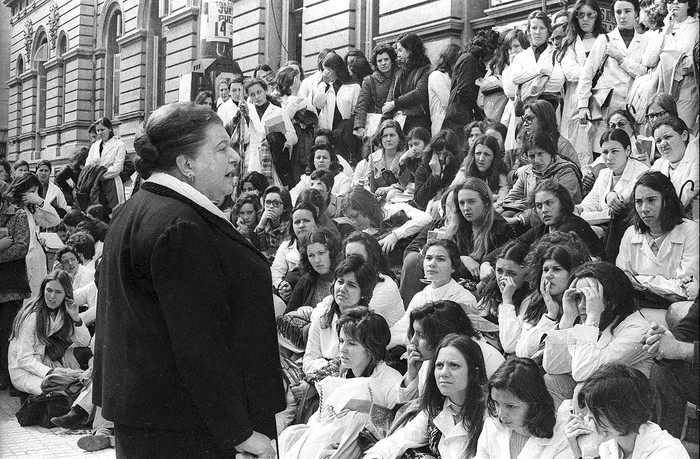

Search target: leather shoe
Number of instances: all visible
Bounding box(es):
[78,434,112,452]
[51,405,89,429]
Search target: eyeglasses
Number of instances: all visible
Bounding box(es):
[646,110,668,121]
[264,200,283,208]
[522,114,536,124]
[608,120,629,130]
[576,11,598,20]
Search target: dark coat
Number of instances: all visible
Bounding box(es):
[387,63,431,117]
[93,182,285,449]
[518,213,603,258]
[444,52,486,130]
[355,70,395,129]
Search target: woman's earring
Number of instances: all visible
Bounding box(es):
[188,175,195,183]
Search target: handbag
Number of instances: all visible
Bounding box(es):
[16,391,73,428]
[587,34,614,122]
[514,74,549,117]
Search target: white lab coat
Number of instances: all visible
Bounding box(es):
[313,82,361,131]
[475,411,572,459]
[25,202,60,298]
[560,35,595,141]
[509,45,565,96]
[216,98,239,127]
[616,219,699,299]
[598,422,690,459]
[498,297,558,358]
[43,181,70,215]
[289,171,352,204]
[86,136,126,204]
[650,137,699,220]
[578,158,649,224]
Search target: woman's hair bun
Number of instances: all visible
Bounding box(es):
[134,130,160,179]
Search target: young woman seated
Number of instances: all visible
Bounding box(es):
[303,254,377,375]
[649,115,699,219]
[474,241,531,350]
[342,186,431,262]
[464,121,487,154]
[476,358,570,459]
[353,120,407,193]
[499,232,590,357]
[279,308,402,459]
[313,128,354,179]
[392,300,505,407]
[65,231,97,273]
[255,185,293,263]
[412,129,463,214]
[575,129,649,261]
[502,131,582,228]
[401,178,517,306]
[343,231,404,329]
[616,171,698,304]
[364,334,487,459]
[295,187,341,240]
[237,170,270,199]
[230,192,262,248]
[8,270,90,395]
[543,261,652,407]
[382,127,431,205]
[56,246,94,290]
[284,228,343,314]
[290,142,351,203]
[391,240,477,347]
[272,202,320,301]
[565,364,690,459]
[517,100,580,167]
[451,134,510,210]
[309,169,342,218]
[518,179,603,258]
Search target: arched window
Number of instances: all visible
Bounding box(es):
[105,9,122,118]
[34,34,48,152]
[58,33,68,126]
[16,54,24,76]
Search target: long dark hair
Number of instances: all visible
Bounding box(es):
[450,178,497,261]
[490,28,531,75]
[434,43,461,77]
[557,0,606,62]
[323,53,353,85]
[299,227,343,281]
[478,240,531,318]
[336,307,390,377]
[7,172,42,212]
[464,134,509,192]
[397,33,431,69]
[409,301,478,352]
[421,334,486,458]
[343,186,384,229]
[342,231,393,279]
[321,254,378,329]
[10,271,76,362]
[288,202,321,247]
[487,358,556,438]
[630,171,684,234]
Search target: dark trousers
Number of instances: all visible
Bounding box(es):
[0,300,22,383]
[651,359,699,438]
[114,423,237,458]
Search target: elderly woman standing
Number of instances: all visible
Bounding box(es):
[85,117,126,211]
[94,102,284,458]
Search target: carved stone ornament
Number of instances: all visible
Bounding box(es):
[48,2,60,50]
[24,19,33,63]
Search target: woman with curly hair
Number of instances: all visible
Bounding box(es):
[8,270,89,395]
[230,192,262,248]
[383,33,433,133]
[353,43,398,140]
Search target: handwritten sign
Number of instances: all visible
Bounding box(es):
[201,0,234,43]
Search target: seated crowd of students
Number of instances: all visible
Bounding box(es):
[0,0,698,455]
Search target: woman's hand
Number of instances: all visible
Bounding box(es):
[579,279,605,326]
[460,256,480,278]
[65,299,81,323]
[379,232,399,254]
[606,191,625,214]
[235,431,276,459]
[256,209,276,231]
[500,276,518,304]
[564,413,595,459]
[561,286,581,329]
[578,108,591,124]
[429,153,442,176]
[540,277,560,320]
[277,280,293,300]
[479,262,494,282]
[405,344,422,384]
[381,101,395,115]
[353,127,366,139]
[606,43,624,63]
[22,191,43,206]
[0,236,13,251]
[374,186,393,200]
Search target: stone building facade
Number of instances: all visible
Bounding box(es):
[4,0,581,167]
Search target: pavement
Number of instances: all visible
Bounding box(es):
[0,390,115,458]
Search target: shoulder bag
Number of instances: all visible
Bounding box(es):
[587,34,614,122]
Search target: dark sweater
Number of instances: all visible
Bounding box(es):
[518,213,603,257]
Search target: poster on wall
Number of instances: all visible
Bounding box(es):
[201,0,234,43]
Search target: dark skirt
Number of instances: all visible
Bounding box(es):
[114,423,238,459]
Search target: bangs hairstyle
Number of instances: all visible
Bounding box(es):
[343,186,384,228]
[408,300,478,352]
[577,364,655,436]
[630,171,684,234]
[524,130,558,160]
[342,231,393,278]
[478,240,531,318]
[451,178,496,261]
[465,134,509,191]
[423,129,460,163]
[134,102,222,179]
[323,53,353,84]
[599,128,632,151]
[421,334,487,459]
[299,227,343,277]
[530,178,575,217]
[321,254,378,328]
[491,28,531,74]
[336,307,391,377]
[263,185,293,220]
[569,261,637,332]
[523,232,590,323]
[487,358,556,439]
[370,43,398,69]
[237,171,269,196]
[421,239,462,281]
[231,192,262,221]
[406,126,431,145]
[434,43,462,76]
[557,0,606,62]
